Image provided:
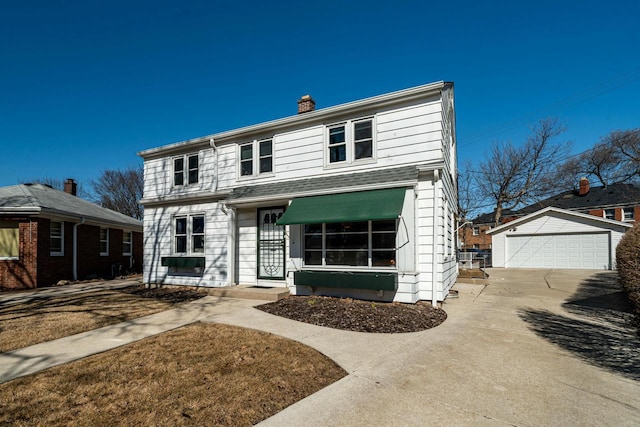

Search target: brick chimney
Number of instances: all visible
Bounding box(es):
[297,95,316,114]
[578,177,590,196]
[64,178,77,196]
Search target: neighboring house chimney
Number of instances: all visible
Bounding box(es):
[64,178,77,196]
[578,177,590,196]
[297,95,316,114]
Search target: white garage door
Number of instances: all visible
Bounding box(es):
[506,233,610,269]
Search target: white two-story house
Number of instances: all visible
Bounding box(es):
[139,81,458,304]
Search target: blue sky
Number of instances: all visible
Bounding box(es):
[1,0,639,189]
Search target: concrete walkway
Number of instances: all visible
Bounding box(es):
[1,270,640,426]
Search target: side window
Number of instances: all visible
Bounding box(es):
[188,154,199,184]
[192,215,205,253]
[174,215,205,255]
[0,221,19,258]
[50,221,64,256]
[100,228,109,256]
[175,217,187,253]
[174,157,184,186]
[123,231,132,255]
[326,118,374,166]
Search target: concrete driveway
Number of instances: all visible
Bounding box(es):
[251,268,640,426]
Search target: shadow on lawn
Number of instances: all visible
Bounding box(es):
[519,271,640,381]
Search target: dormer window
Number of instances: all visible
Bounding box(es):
[174,154,199,186]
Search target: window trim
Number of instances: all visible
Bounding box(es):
[604,209,616,220]
[99,227,109,256]
[173,214,206,256]
[172,153,199,187]
[472,226,480,236]
[623,208,635,221]
[325,117,376,168]
[238,139,274,179]
[123,231,133,256]
[50,221,64,256]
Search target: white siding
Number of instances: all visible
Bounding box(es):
[143,148,216,199]
[236,208,257,284]
[143,203,229,287]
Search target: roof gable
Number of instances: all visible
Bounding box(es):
[487,206,633,235]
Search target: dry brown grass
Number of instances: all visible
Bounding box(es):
[0,289,177,352]
[0,323,347,426]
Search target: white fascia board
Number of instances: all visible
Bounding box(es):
[0,207,42,215]
[487,206,633,235]
[138,81,447,160]
[140,190,231,207]
[224,180,417,207]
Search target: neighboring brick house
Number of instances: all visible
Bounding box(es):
[0,180,143,290]
[462,178,640,251]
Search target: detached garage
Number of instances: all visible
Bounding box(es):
[488,207,632,270]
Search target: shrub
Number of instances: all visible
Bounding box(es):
[616,222,640,330]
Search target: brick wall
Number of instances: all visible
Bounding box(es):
[0,218,38,289]
[460,225,492,250]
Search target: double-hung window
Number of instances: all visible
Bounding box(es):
[174,215,205,254]
[100,228,109,256]
[174,154,199,186]
[50,221,64,256]
[240,139,273,177]
[604,209,615,220]
[123,231,132,256]
[304,220,397,268]
[624,208,635,221]
[326,118,374,165]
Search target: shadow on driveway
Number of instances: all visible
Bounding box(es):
[519,272,640,381]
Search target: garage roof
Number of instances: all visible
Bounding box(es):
[486,207,633,235]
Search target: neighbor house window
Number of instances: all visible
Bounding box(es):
[604,209,615,220]
[326,118,374,165]
[50,221,64,256]
[304,220,396,267]
[174,215,205,254]
[100,228,109,256]
[173,154,199,186]
[0,221,19,259]
[472,226,479,236]
[239,139,273,177]
[624,208,635,221]
[123,231,132,256]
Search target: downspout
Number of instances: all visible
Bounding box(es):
[432,170,440,308]
[209,138,218,193]
[73,218,85,281]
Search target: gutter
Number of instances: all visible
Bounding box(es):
[432,169,440,308]
[73,217,86,281]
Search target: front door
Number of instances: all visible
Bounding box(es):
[257,207,286,280]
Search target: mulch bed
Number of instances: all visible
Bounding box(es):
[118,285,207,304]
[257,296,447,333]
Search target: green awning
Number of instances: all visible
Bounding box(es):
[276,188,406,225]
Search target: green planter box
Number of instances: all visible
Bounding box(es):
[294,270,396,291]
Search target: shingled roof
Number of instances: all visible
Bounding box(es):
[0,183,142,229]
[516,182,640,215]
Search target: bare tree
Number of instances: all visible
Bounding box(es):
[19,177,92,199]
[477,118,569,226]
[91,165,144,220]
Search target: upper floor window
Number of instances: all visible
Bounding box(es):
[239,139,273,177]
[472,226,480,236]
[100,228,109,256]
[123,231,132,256]
[326,118,374,166]
[174,215,205,254]
[604,209,615,220]
[50,221,64,256]
[624,208,635,221]
[174,154,199,186]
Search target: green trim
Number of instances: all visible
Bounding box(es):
[276,188,406,225]
[161,257,205,268]
[294,270,396,291]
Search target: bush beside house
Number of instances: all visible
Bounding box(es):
[616,222,640,330]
